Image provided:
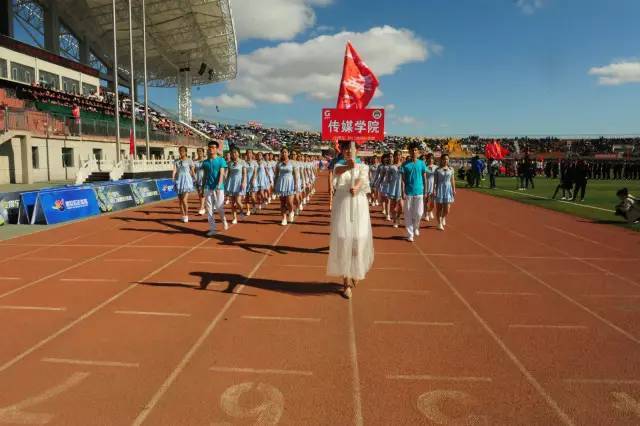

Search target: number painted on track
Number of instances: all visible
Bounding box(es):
[612,392,640,418]
[417,390,488,425]
[0,372,89,424]
[219,382,284,425]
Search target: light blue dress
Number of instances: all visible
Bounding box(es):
[383,164,402,200]
[426,164,438,195]
[225,160,246,195]
[193,160,205,190]
[256,161,270,190]
[369,164,379,186]
[375,165,387,190]
[174,159,194,194]
[294,161,303,193]
[435,167,455,204]
[246,160,259,193]
[275,161,295,196]
[267,160,276,185]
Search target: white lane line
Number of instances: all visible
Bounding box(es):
[374,321,454,327]
[583,294,640,299]
[348,296,363,426]
[477,291,539,296]
[0,277,21,281]
[448,269,512,274]
[0,233,205,375]
[133,225,291,426]
[278,264,416,271]
[242,316,321,322]
[508,324,588,330]
[546,225,623,253]
[115,310,191,318]
[188,261,241,265]
[0,233,152,301]
[104,259,153,263]
[369,289,430,295]
[388,374,492,382]
[411,242,575,425]
[0,305,66,312]
[474,224,640,344]
[42,358,139,368]
[501,189,615,212]
[20,258,73,262]
[564,379,640,385]
[60,278,118,283]
[210,366,313,376]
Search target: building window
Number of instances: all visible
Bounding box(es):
[89,52,109,75]
[10,62,36,84]
[31,146,39,169]
[61,77,80,95]
[82,83,97,96]
[59,23,80,62]
[39,70,59,90]
[92,148,103,161]
[0,58,7,79]
[62,147,74,167]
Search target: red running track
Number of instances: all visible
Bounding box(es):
[0,173,639,425]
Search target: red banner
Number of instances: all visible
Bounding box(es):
[321,108,384,142]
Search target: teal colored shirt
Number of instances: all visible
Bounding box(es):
[401,159,427,196]
[202,157,228,190]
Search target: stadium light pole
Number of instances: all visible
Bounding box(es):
[141,0,150,160]
[112,0,121,162]
[128,0,136,158]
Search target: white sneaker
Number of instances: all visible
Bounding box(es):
[289,212,295,222]
[232,218,238,225]
[246,210,251,217]
[182,216,189,223]
[437,223,444,231]
[561,197,566,200]
[386,215,391,221]
[393,223,399,229]
[414,229,420,237]
[300,205,304,212]
[442,218,446,226]
[206,229,216,237]
[198,209,205,215]
[223,221,229,231]
[281,218,288,226]
[407,235,414,242]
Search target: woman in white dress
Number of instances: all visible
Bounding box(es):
[327,141,374,299]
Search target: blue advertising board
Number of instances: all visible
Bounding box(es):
[32,187,100,225]
[0,191,22,224]
[155,178,177,200]
[19,191,39,224]
[92,182,137,213]
[130,180,161,205]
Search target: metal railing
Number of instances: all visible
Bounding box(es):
[1,107,206,147]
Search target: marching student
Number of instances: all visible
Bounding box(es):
[434,153,456,231]
[274,147,296,225]
[327,141,373,299]
[172,146,196,223]
[369,155,381,206]
[255,152,270,210]
[194,147,206,215]
[292,151,304,214]
[377,153,390,217]
[424,153,438,221]
[245,150,259,216]
[384,150,404,228]
[401,143,427,241]
[265,152,276,202]
[224,147,247,224]
[201,141,229,236]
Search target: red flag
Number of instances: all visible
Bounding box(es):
[485,140,508,160]
[129,128,135,156]
[336,41,379,110]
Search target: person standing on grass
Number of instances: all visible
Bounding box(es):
[572,160,589,202]
[202,141,229,236]
[434,153,456,231]
[552,160,574,200]
[488,157,499,189]
[401,143,427,242]
[327,141,373,300]
[172,146,195,223]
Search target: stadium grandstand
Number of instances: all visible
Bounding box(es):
[0,0,236,184]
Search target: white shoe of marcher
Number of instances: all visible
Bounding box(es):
[437,223,444,231]
[442,217,446,226]
[407,235,414,242]
[281,218,288,226]
[198,209,205,215]
[232,218,238,225]
[223,221,229,231]
[414,229,420,237]
[182,216,189,223]
[289,212,295,222]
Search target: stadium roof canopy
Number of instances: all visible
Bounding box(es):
[55,0,237,87]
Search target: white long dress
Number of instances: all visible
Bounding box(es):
[327,163,374,281]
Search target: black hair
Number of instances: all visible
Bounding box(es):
[208,140,219,148]
[617,188,629,197]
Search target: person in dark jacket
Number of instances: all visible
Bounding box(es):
[572,160,589,202]
[552,160,574,200]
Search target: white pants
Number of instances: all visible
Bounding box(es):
[205,189,226,230]
[404,195,424,237]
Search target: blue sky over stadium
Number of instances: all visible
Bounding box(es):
[154,0,640,136]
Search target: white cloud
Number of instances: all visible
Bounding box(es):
[515,0,545,15]
[219,26,436,106]
[394,115,421,126]
[285,119,314,131]
[589,61,640,85]
[194,94,256,109]
[231,0,332,41]
[385,104,396,111]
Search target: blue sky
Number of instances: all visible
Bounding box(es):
[14,0,640,136]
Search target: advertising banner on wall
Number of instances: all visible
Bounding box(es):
[0,192,22,224]
[155,178,177,200]
[93,183,137,213]
[130,180,161,205]
[32,187,100,225]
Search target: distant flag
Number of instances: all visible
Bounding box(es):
[216,105,220,113]
[129,128,135,156]
[336,41,379,110]
[485,139,508,160]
